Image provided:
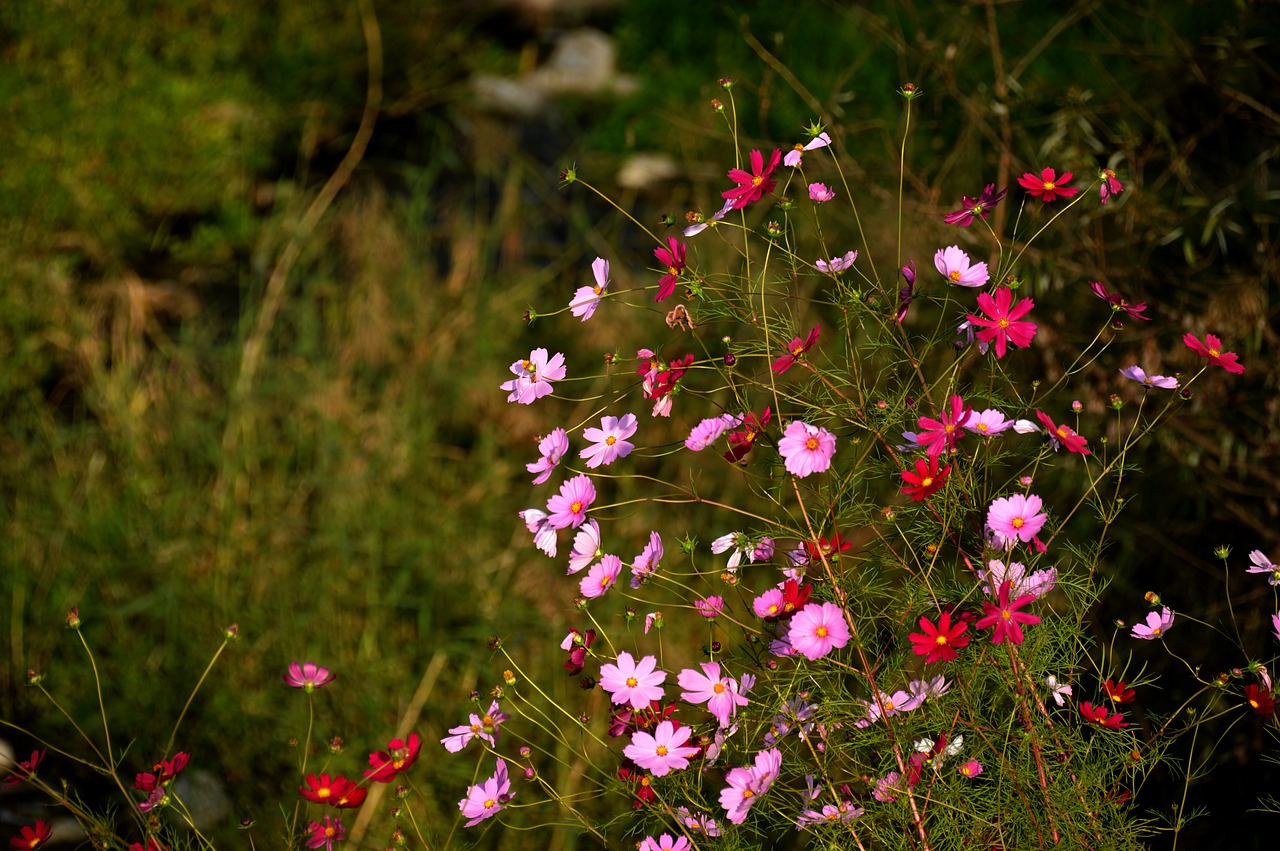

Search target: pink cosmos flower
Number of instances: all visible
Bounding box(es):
[1036,410,1092,455]
[853,689,922,727]
[675,808,721,837]
[284,662,335,692]
[916,395,972,459]
[808,182,835,203]
[934,245,990,287]
[685,413,743,451]
[814,249,858,274]
[569,257,610,321]
[909,674,951,703]
[580,554,623,599]
[753,588,785,619]
[958,760,984,778]
[943,184,1007,226]
[599,652,666,709]
[784,132,831,167]
[653,237,687,303]
[788,601,851,660]
[684,199,734,237]
[519,508,557,557]
[873,771,902,802]
[1273,611,1280,644]
[623,720,700,777]
[2,750,44,790]
[897,259,917,324]
[977,580,1040,645]
[526,428,569,485]
[458,759,511,827]
[722,148,781,209]
[305,815,345,850]
[1046,675,1073,706]
[772,325,820,374]
[679,662,750,728]
[966,286,1037,358]
[1089,280,1149,321]
[719,748,781,824]
[982,559,1056,599]
[1183,332,1245,374]
[711,532,774,570]
[500,348,566,405]
[441,701,509,753]
[1246,550,1279,585]
[640,835,691,851]
[986,494,1048,547]
[777,421,836,478]
[964,408,1014,436]
[546,474,596,530]
[1018,167,1078,202]
[1131,606,1175,639]
[1098,168,1125,204]
[579,414,637,468]
[695,595,725,619]
[567,519,603,574]
[1119,366,1178,390]
[630,531,664,588]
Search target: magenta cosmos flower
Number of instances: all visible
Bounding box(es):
[580,554,623,599]
[500,348,566,405]
[685,413,742,451]
[808,182,835,203]
[916,395,972,459]
[623,720,700,777]
[569,257,610,321]
[284,662,335,692]
[441,701,509,753]
[934,245,990,287]
[784,132,831,167]
[788,601,851,660]
[966,286,1037,358]
[722,148,782,209]
[546,474,596,530]
[777,421,836,477]
[679,662,750,728]
[1098,168,1125,204]
[1183,332,1245,374]
[305,815,345,850]
[579,414,637,468]
[653,237,687,303]
[908,612,969,663]
[1119,366,1178,390]
[1017,167,1078,202]
[2,750,44,790]
[987,493,1048,547]
[976,580,1041,645]
[458,758,511,827]
[719,747,781,824]
[1036,410,1092,455]
[641,835,691,851]
[1089,280,1149,321]
[1131,606,1175,639]
[599,652,666,710]
[772,324,820,374]
[526,427,569,485]
[943,184,1007,227]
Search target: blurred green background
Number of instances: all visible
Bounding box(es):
[2,0,1277,847]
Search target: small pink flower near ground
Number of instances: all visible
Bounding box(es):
[777,421,836,477]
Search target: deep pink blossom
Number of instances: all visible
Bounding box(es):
[943,184,1006,226]
[777,421,836,477]
[1036,410,1092,455]
[719,748,781,824]
[966,287,1037,358]
[458,759,511,827]
[986,493,1048,547]
[1098,168,1125,204]
[623,720,699,777]
[1018,167,1078,202]
[653,238,687,303]
[788,601,850,660]
[899,455,949,502]
[364,735,421,783]
[546,474,596,530]
[909,612,969,663]
[934,245,989,287]
[772,325,820,374]
[580,554,623,599]
[305,815,345,850]
[695,595,725,619]
[526,428,569,485]
[916,395,972,459]
[1183,332,1245,375]
[3,751,44,789]
[976,580,1040,645]
[722,149,781,209]
[725,407,770,462]
[580,414,637,468]
[569,257,610,321]
[284,662,335,691]
[1089,280,1149,320]
[599,652,666,710]
[679,662,749,728]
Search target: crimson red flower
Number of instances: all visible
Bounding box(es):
[1088,280,1149,321]
[966,286,1037,358]
[778,579,812,619]
[1183,333,1245,375]
[772,324,820,374]
[916,395,972,459]
[364,733,421,783]
[134,753,190,793]
[1103,679,1136,706]
[650,354,694,398]
[909,612,970,663]
[653,237,687,303]
[724,407,771,463]
[1244,684,1275,716]
[1080,701,1127,729]
[9,822,50,850]
[1099,168,1125,204]
[943,184,1007,227]
[722,148,781,209]
[2,750,43,789]
[1017,167,1078,202]
[300,773,368,808]
[976,581,1040,645]
[1036,410,1092,455]
[900,456,950,502]
[617,760,657,807]
[804,533,852,561]
[562,627,595,676]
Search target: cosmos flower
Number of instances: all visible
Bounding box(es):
[908,612,970,663]
[580,554,623,599]
[722,149,782,209]
[364,734,421,783]
[569,257,610,321]
[500,348,566,405]
[526,428,569,485]
[1246,550,1280,586]
[943,184,1007,227]
[1119,366,1178,390]
[458,759,511,827]
[1036,410,1091,455]
[1098,168,1125,205]
[1131,607,1175,640]
[623,720,700,777]
[808,182,835,203]
[1079,701,1127,729]
[599,652,667,710]
[1018,167,1078,202]
[1183,332,1245,375]
[284,662,335,692]
[934,245,990,287]
[305,815,345,850]
[976,580,1040,645]
[915,395,972,459]
[814,250,858,275]
[986,494,1048,547]
[653,238,687,303]
[579,414,637,468]
[1089,280,1149,321]
[771,325,820,374]
[777,421,836,477]
[966,286,1037,358]
[685,413,743,451]
[784,132,832,167]
[678,662,750,728]
[899,455,950,502]
[788,602,851,660]
[1045,675,1073,707]
[546,474,596,530]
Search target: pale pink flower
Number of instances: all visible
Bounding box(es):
[441,701,509,753]
[808,182,835,203]
[719,748,781,824]
[981,559,1056,599]
[630,531,664,588]
[518,508,557,557]
[500,348,566,404]
[546,474,596,530]
[777,421,836,477]
[678,662,750,727]
[684,199,734,237]
[784,132,831,167]
[1131,607,1175,640]
[623,720,699,777]
[788,601,850,660]
[964,408,1014,436]
[579,414,637,468]
[526,428,569,485]
[986,493,1047,547]
[686,413,743,451]
[569,257,610,321]
[814,249,858,274]
[640,834,691,851]
[711,532,773,571]
[1119,366,1178,390]
[599,652,666,709]
[934,245,989,287]
[567,519,603,574]
[1045,675,1073,707]
[458,759,510,827]
[1273,612,1280,644]
[580,554,622,599]
[1246,550,1279,586]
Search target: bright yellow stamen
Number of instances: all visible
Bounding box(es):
[1012,517,1024,528]
[606,436,617,446]
[815,626,829,638]
[805,437,819,450]
[626,677,638,687]
[920,476,933,487]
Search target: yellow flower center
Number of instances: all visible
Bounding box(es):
[606,436,617,446]
[793,143,804,151]
[949,270,962,282]
[470,723,481,733]
[751,175,764,186]
[1043,181,1056,190]
[743,789,755,799]
[713,683,725,694]
[1001,609,1012,621]
[1208,348,1220,357]
[1012,516,1025,528]
[325,827,336,839]
[1151,627,1162,636]
[1249,698,1260,709]
[484,798,496,809]
[626,677,638,687]
[920,476,933,487]
[935,634,948,645]
[656,745,668,756]
[815,626,829,638]
[805,437,819,450]
[318,787,332,798]
[998,318,1009,328]
[570,500,582,513]
[977,423,989,433]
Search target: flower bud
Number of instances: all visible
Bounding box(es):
[1071,400,1083,413]
[1144,591,1161,606]
[579,676,595,691]
[488,636,503,650]
[623,607,637,622]
[66,608,81,629]
[395,784,410,799]
[719,77,735,90]
[503,670,517,686]
[329,736,345,754]
[1109,394,1123,411]
[1214,545,1231,560]
[559,165,577,185]
[240,818,256,829]
[224,623,240,640]
[710,98,724,113]
[723,352,736,367]
[519,746,532,758]
[765,221,783,239]
[658,213,676,227]
[524,767,536,780]
[490,685,504,699]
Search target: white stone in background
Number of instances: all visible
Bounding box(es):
[472,28,637,118]
[617,154,679,189]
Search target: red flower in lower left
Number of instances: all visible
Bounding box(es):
[300,773,367,809]
[9,821,50,850]
[364,733,421,783]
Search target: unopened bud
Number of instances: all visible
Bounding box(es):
[719,77,735,90]
[623,607,637,622]
[395,784,410,799]
[224,623,240,640]
[1071,400,1083,413]
[1214,545,1231,560]
[490,685,504,700]
[66,608,81,629]
[579,676,595,691]
[710,98,724,113]
[329,736,345,754]
[519,746,532,758]
[1144,591,1161,606]
[524,767,536,780]
[723,352,736,367]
